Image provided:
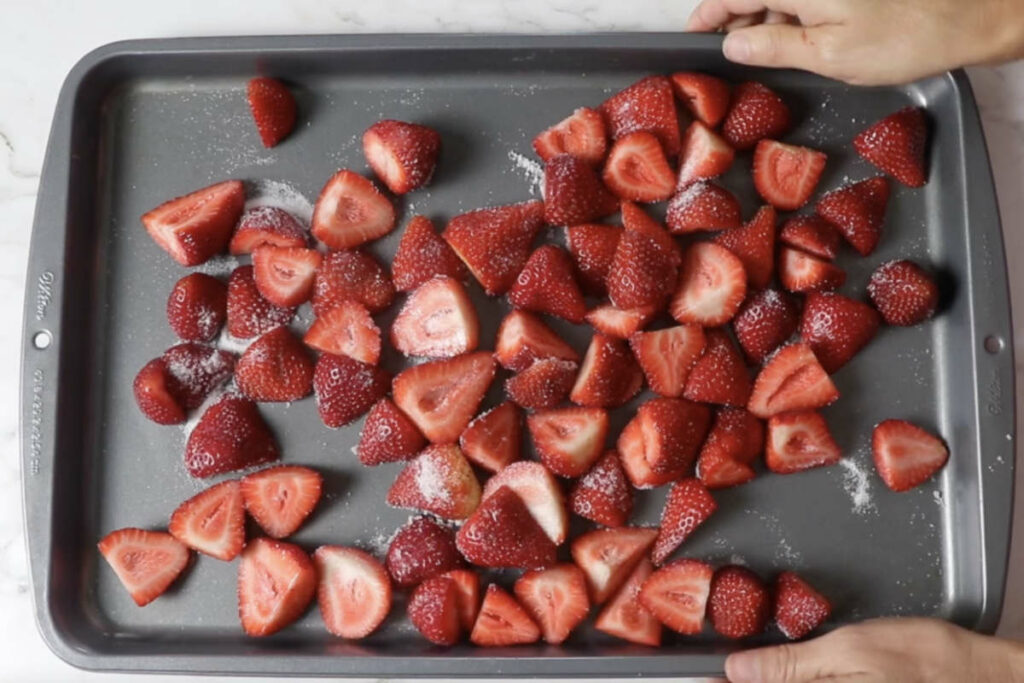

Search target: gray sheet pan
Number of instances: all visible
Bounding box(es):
[20,33,1016,677]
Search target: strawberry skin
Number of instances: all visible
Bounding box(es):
[867,259,939,326]
[733,289,801,365]
[133,358,187,425]
[311,169,396,250]
[606,227,678,310]
[391,276,479,358]
[391,215,468,292]
[387,444,482,520]
[505,359,579,410]
[676,120,735,189]
[141,180,245,266]
[696,408,764,490]
[444,569,482,632]
[714,205,777,290]
[602,131,676,202]
[707,565,770,639]
[543,154,619,225]
[392,352,496,443]
[362,119,441,194]
[169,479,244,561]
[632,397,712,477]
[639,558,713,634]
[456,486,557,569]
[161,343,235,410]
[357,398,426,466]
[722,81,791,151]
[671,72,731,128]
[570,334,644,409]
[854,106,928,187]
[247,77,296,147]
[747,343,839,419]
[508,245,587,323]
[600,75,681,156]
[774,571,831,640]
[570,526,658,604]
[683,329,752,408]
[513,564,591,644]
[312,249,395,317]
[569,450,634,528]
[495,310,579,372]
[779,215,841,261]
[166,272,227,342]
[226,265,295,339]
[481,461,568,546]
[229,205,307,255]
[753,139,827,211]
[238,537,316,637]
[652,478,717,565]
[313,353,390,428]
[779,246,847,294]
[97,528,190,606]
[408,576,462,646]
[594,558,661,646]
[666,181,742,234]
[314,545,392,639]
[587,304,658,339]
[533,107,608,166]
[817,176,891,256]
[236,327,314,402]
[459,402,522,473]
[800,292,880,373]
[872,419,949,491]
[241,465,323,538]
[185,395,279,478]
[385,516,463,587]
[566,223,622,295]
[766,411,842,474]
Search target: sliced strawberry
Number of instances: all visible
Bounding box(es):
[169,480,244,561]
[241,465,323,538]
[779,247,846,293]
[514,564,590,644]
[312,249,395,316]
[569,450,634,528]
[594,558,661,646]
[696,409,763,489]
[600,76,681,155]
[566,223,622,295]
[409,576,461,645]
[161,343,235,412]
[570,526,658,604]
[97,528,190,606]
[141,180,245,266]
[387,444,482,520]
[817,176,891,256]
[247,77,296,147]
[570,334,644,408]
[779,215,841,260]
[766,411,841,474]
[671,72,731,128]
[185,395,279,478]
[602,131,676,202]
[714,205,776,290]
[391,215,468,292]
[670,242,747,327]
[311,169,396,250]
[229,206,307,255]
[619,416,678,489]
[666,181,742,234]
[867,259,939,326]
[508,245,587,323]
[252,245,322,307]
[506,359,578,410]
[753,140,827,211]
[639,558,713,634]
[443,200,545,295]
[362,119,441,194]
[676,120,735,189]
[543,154,619,225]
[456,486,557,569]
[854,106,928,187]
[533,107,608,166]
[774,571,832,640]
[696,448,756,490]
[357,398,426,466]
[733,289,801,365]
[635,398,712,476]
[481,461,568,545]
[313,546,391,639]
[528,406,608,478]
[313,353,390,427]
[606,228,678,310]
[167,272,227,342]
[227,265,294,339]
[392,352,496,443]
[470,584,541,646]
[708,565,770,639]
[629,325,706,398]
[801,292,881,373]
[459,402,522,473]
[385,516,463,587]
[586,303,658,339]
[303,301,381,365]
[236,327,314,402]
[238,537,316,636]
[747,342,839,419]
[392,277,479,358]
[620,200,680,261]
[652,478,717,565]
[872,419,949,492]
[134,359,187,425]
[443,569,482,632]
[495,310,580,372]
[683,329,752,407]
[722,81,791,151]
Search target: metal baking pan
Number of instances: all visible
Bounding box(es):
[21,33,1015,677]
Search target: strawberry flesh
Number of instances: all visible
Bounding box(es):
[459,402,522,473]
[169,480,245,561]
[229,206,307,255]
[747,342,839,419]
[311,169,396,250]
[533,107,608,166]
[872,419,949,491]
[238,537,316,636]
[362,119,441,194]
[241,465,323,538]
[392,352,496,443]
[97,528,190,606]
[314,546,392,639]
[141,180,245,266]
[766,411,841,474]
[391,276,479,358]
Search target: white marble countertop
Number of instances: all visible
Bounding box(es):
[2,1,1023,681]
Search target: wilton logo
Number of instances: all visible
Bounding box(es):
[35,271,54,321]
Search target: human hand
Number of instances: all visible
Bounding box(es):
[686,0,1024,85]
[724,617,1024,682]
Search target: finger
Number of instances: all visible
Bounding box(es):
[725,639,834,683]
[721,23,823,71]
[764,10,792,25]
[723,12,766,32]
[686,0,811,31]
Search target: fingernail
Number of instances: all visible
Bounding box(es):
[724,651,759,683]
[723,33,752,63]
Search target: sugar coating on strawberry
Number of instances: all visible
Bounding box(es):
[513,563,591,644]
[569,450,634,528]
[459,402,522,473]
[241,465,323,539]
[566,223,622,295]
[97,528,190,606]
[443,568,482,632]
[619,416,684,490]
[683,329,752,408]
[247,77,296,148]
[670,242,747,327]
[774,571,831,640]
[385,516,463,587]
[753,139,827,211]
[311,169,396,250]
[602,131,676,203]
[748,342,839,419]
[314,546,392,640]
[670,72,731,128]
[303,301,381,365]
[495,310,580,372]
[456,486,557,569]
[817,176,891,256]
[872,419,949,492]
[392,352,496,443]
[229,205,307,255]
[226,265,295,339]
[766,410,842,474]
[533,107,608,166]
[480,461,568,545]
[528,406,609,478]
[638,558,714,634]
[594,557,661,647]
[620,200,680,264]
[676,120,735,189]
[570,334,644,408]
[508,245,587,323]
[167,273,228,342]
[391,215,468,292]
[543,154,619,225]
[312,249,395,317]
[142,180,245,267]
[722,81,791,151]
[707,565,771,639]
[779,215,841,261]
[666,181,742,234]
[161,342,235,410]
[387,444,482,520]
[408,576,462,646]
[867,259,939,326]
[637,398,712,476]
[470,584,542,646]
[779,246,847,293]
[652,478,717,565]
[600,75,681,156]
[185,395,279,478]
[362,119,442,194]
[714,205,777,290]
[313,353,390,428]
[800,292,881,373]
[586,304,658,339]
[733,289,801,365]
[570,526,658,604]
[505,358,579,410]
[697,408,764,489]
[357,398,426,466]
[391,277,479,358]
[854,106,928,187]
[606,228,678,310]
[630,325,706,398]
[236,327,314,402]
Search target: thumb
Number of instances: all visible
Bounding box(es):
[725,641,826,683]
[722,24,823,72]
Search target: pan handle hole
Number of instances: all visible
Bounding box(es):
[984,335,1004,354]
[32,330,52,350]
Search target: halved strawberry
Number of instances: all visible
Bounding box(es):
[506,359,578,410]
[387,444,482,520]
[630,325,706,398]
[495,310,580,372]
[766,411,841,474]
[594,558,661,646]
[247,77,296,147]
[443,568,482,632]
[459,402,522,473]
[779,215,840,261]
[385,516,463,587]
[391,215,468,292]
[774,571,832,640]
[801,292,880,373]
[747,343,839,419]
[714,205,776,290]
[676,120,735,189]
[238,537,316,636]
[753,140,827,211]
[618,416,681,489]
[570,334,644,408]
[392,352,496,443]
[314,545,391,639]
[528,406,608,478]
[586,303,658,338]
[226,265,294,339]
[872,419,949,492]
[708,565,770,639]
[481,461,568,545]
[697,409,762,490]
[867,259,939,326]
[514,564,590,644]
[854,106,928,187]
[358,398,426,466]
[683,329,752,407]
[570,526,658,604]
[236,327,314,402]
[566,223,622,295]
[392,277,479,358]
[606,228,678,310]
[602,131,676,202]
[635,398,712,476]
[620,200,681,265]
[508,245,587,323]
[652,478,717,565]
[134,359,187,425]
[639,558,713,634]
[362,119,441,194]
[666,181,742,234]
[470,584,541,646]
[569,450,634,528]
[141,180,245,266]
[252,245,322,307]
[722,81,791,151]
[311,169,396,249]
[229,206,307,255]
[169,480,244,561]
[533,107,608,166]
[97,528,190,606]
[456,486,557,569]
[408,576,461,645]
[733,289,801,365]
[241,465,323,538]
[543,154,619,225]
[670,72,731,128]
[313,353,390,427]
[779,247,846,293]
[185,395,279,478]
[443,200,545,295]
[670,242,747,326]
[312,249,395,317]
[162,340,236,407]
[167,272,228,342]
[303,301,381,365]
[817,176,890,256]
[600,75,681,155]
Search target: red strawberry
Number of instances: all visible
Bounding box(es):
[314,546,391,639]
[134,359,187,425]
[528,406,608,478]
[670,242,747,327]
[508,245,587,323]
[514,564,590,644]
[358,398,425,466]
[392,352,496,443]
[854,107,928,187]
[443,200,545,295]
[167,272,227,342]
[443,569,482,632]
[714,205,776,290]
[696,408,764,490]
[748,343,839,418]
[753,140,827,211]
[638,558,713,634]
[246,77,296,147]
[312,249,395,316]
[97,528,190,606]
[169,480,244,561]
[696,448,756,490]
[617,418,671,487]
[779,215,841,260]
[387,444,482,520]
[570,526,658,604]
[163,341,234,411]
[602,131,676,202]
[495,310,579,372]
[600,76,681,155]
[652,478,717,565]
[311,169,396,250]
[238,537,316,636]
[671,72,731,128]
[236,327,314,402]
[392,277,479,358]
[634,398,712,476]
[872,419,949,492]
[408,576,461,645]
[620,200,681,263]
[226,265,294,339]
[506,359,578,410]
[666,181,742,234]
[766,411,841,474]
[533,107,608,166]
[456,486,557,569]
[185,395,279,478]
[676,120,735,189]
[569,450,634,528]
[459,402,522,473]
[229,206,307,255]
[470,585,541,646]
[241,465,323,538]
[252,245,322,307]
[313,353,390,427]
[142,180,245,266]
[683,329,752,407]
[570,334,644,408]
[722,81,791,151]
[801,292,881,373]
[481,461,568,545]
[605,230,677,310]
[708,565,771,639]
[391,215,468,292]
[779,247,846,293]
[586,303,658,338]
[867,259,939,326]
[774,572,831,640]
[733,289,801,365]
[566,223,622,295]
[385,516,463,587]
[543,154,619,225]
[303,301,381,365]
[594,558,661,646]
[817,176,891,256]
[630,325,706,398]
[362,119,441,194]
